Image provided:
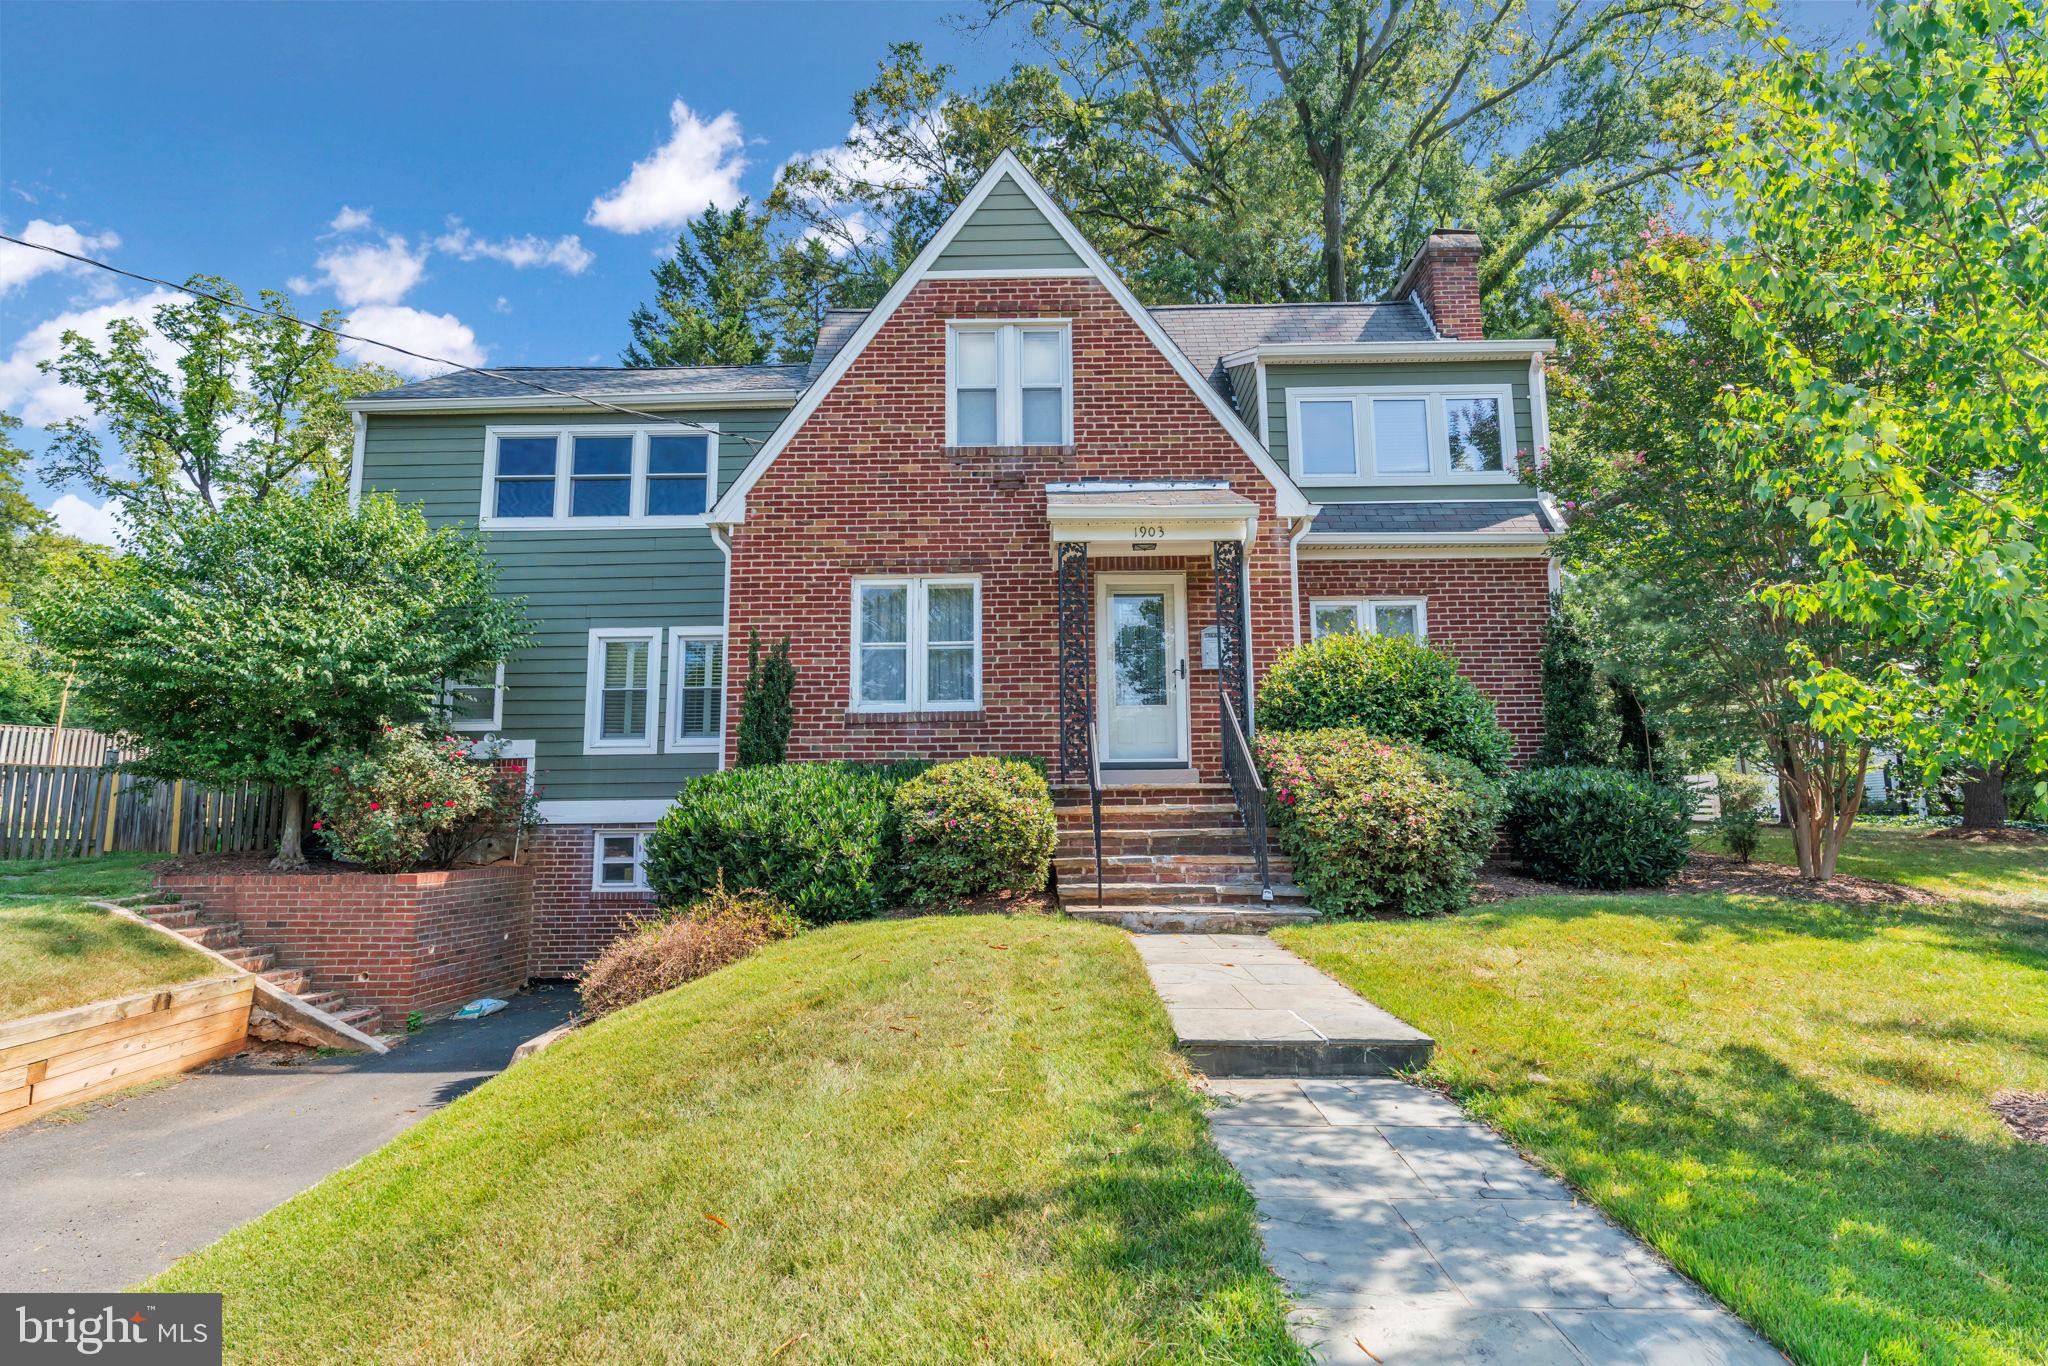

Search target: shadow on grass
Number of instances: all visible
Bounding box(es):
[9,904,197,967]
[941,1080,1306,1365]
[1473,1042,2048,1362]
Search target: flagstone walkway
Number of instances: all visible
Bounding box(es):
[1134,934,1785,1365]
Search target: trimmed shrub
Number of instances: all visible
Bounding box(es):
[736,631,795,767]
[1715,768,1768,863]
[645,761,922,923]
[1534,596,1617,768]
[309,725,539,873]
[578,877,798,1019]
[1504,765,1694,888]
[1255,632,1513,774]
[894,757,1056,905]
[1255,728,1503,916]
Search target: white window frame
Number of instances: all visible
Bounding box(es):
[848,575,983,713]
[584,627,663,755]
[944,321,1073,447]
[666,626,726,754]
[1284,385,1517,485]
[591,830,650,893]
[1310,597,1429,641]
[440,661,505,732]
[480,424,720,530]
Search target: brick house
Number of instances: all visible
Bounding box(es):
[350,152,1559,969]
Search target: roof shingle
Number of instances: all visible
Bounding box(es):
[1310,500,1556,536]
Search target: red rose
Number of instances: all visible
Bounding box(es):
[369,802,381,811]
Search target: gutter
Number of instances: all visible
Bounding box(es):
[344,390,803,416]
[1219,340,1558,368]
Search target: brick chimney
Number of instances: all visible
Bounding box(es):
[1391,228,1483,339]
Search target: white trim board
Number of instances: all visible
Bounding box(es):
[346,391,799,415]
[709,151,1311,523]
[1299,541,1551,559]
[1221,340,1557,368]
[537,799,673,825]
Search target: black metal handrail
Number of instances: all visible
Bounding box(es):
[1086,718,1104,907]
[1219,691,1272,902]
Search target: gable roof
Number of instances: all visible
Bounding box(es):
[710,151,1313,522]
[351,364,805,409]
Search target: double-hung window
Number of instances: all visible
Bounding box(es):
[1310,598,1428,642]
[1287,386,1515,483]
[947,323,1070,446]
[585,628,661,753]
[483,427,719,528]
[667,627,725,751]
[440,662,505,732]
[852,576,981,711]
[593,831,649,891]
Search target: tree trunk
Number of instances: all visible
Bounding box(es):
[1320,159,1348,302]
[1958,763,2008,829]
[270,784,308,871]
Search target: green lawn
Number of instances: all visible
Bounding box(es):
[0,854,213,1022]
[1279,827,2048,1366]
[151,915,1303,1365]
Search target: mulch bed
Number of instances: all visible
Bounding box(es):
[1991,1090,2048,1147]
[1472,852,1941,908]
[1924,827,2041,845]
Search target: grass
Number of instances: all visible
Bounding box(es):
[1279,826,2048,1365]
[150,915,1303,1365]
[0,854,214,1022]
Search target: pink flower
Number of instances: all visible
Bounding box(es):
[444,799,456,807]
[369,802,381,811]
[312,821,323,830]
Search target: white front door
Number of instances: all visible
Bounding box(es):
[1097,574,1188,765]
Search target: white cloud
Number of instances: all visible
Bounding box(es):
[329,205,374,233]
[434,222,593,274]
[0,219,122,294]
[0,289,182,426]
[48,493,124,546]
[493,296,512,314]
[299,233,427,306]
[586,100,747,234]
[341,304,484,379]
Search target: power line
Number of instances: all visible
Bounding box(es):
[0,233,768,447]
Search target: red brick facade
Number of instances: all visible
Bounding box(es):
[153,863,532,1030]
[524,821,657,977]
[724,276,1296,781]
[1296,555,1549,764]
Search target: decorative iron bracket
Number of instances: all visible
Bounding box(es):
[1212,539,1248,728]
[1056,541,1091,782]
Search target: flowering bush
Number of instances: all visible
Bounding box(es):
[578,875,799,1020]
[1255,632,1513,775]
[1503,765,1693,888]
[892,757,1056,905]
[1256,728,1503,916]
[308,724,540,873]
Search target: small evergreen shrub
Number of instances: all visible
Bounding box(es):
[578,876,798,1019]
[1534,596,1616,768]
[1255,728,1503,916]
[645,761,917,923]
[736,631,795,767]
[1714,768,1768,863]
[1503,765,1694,888]
[1255,632,1513,774]
[309,725,539,873]
[893,757,1056,905]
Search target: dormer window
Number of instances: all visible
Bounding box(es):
[1285,385,1515,483]
[947,322,1070,447]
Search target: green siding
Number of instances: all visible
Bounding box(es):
[1225,361,1262,437]
[1264,361,1540,503]
[931,175,1086,272]
[359,407,788,803]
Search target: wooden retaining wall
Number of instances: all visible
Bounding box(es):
[0,974,253,1133]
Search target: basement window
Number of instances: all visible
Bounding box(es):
[593,831,649,891]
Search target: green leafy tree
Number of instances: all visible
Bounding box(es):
[37,278,401,532]
[624,200,782,367]
[1541,229,1901,879]
[27,489,529,868]
[1699,0,2048,808]
[0,411,84,725]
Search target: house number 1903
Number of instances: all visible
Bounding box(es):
[1132,525,1166,540]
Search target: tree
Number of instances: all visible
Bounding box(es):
[0,411,86,725]
[1533,589,1616,768]
[27,489,529,868]
[1540,229,1901,879]
[37,278,401,534]
[1699,0,2048,812]
[624,200,781,367]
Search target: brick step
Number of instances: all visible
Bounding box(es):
[262,967,312,996]
[1056,803,1243,830]
[1067,904,1320,933]
[1054,783,1235,804]
[218,946,277,975]
[1057,827,1265,856]
[1074,880,1310,907]
[173,921,241,951]
[301,990,348,1014]
[335,1006,381,1034]
[1054,853,1292,885]
[140,905,201,929]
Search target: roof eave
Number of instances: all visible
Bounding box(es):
[1220,340,1557,368]
[1302,531,1554,546]
[346,390,804,415]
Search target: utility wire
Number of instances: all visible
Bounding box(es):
[0,233,770,447]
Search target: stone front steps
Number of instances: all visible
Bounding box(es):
[131,897,380,1037]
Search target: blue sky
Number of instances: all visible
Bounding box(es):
[0,1,1027,540]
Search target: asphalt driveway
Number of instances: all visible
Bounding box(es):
[0,983,576,1292]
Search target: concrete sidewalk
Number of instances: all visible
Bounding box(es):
[0,984,574,1292]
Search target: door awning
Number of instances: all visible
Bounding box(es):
[1045,481,1257,550]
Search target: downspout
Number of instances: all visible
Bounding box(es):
[1287,514,1316,647]
[709,522,735,772]
[347,411,367,510]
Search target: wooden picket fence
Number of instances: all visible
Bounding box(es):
[0,724,127,767]
[0,763,286,860]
